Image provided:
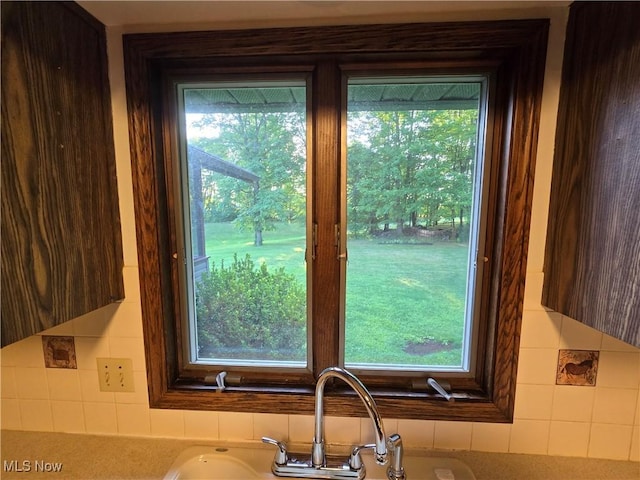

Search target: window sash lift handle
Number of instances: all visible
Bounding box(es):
[427,377,455,402]
[204,371,228,392]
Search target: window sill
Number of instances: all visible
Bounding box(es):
[155,383,512,422]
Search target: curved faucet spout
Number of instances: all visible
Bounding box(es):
[312,367,388,467]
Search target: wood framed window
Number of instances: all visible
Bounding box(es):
[124,20,548,422]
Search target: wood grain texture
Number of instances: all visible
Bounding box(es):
[1,1,123,346]
[543,2,640,347]
[311,61,342,374]
[124,19,548,420]
[124,20,548,59]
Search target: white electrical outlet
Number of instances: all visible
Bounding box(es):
[96,358,135,392]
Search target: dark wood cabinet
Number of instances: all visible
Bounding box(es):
[1,1,124,346]
[543,2,640,347]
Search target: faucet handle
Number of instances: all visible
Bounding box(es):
[349,443,375,469]
[261,436,288,465]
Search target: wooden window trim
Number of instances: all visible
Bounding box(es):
[124,20,548,422]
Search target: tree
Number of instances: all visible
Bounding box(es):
[429,110,477,239]
[191,109,306,245]
[347,108,478,239]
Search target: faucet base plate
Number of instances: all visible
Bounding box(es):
[272,454,365,480]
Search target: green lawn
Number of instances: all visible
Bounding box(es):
[203,222,469,368]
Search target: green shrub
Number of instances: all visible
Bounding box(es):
[195,254,306,360]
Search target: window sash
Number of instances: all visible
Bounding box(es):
[339,74,490,377]
[174,78,314,372]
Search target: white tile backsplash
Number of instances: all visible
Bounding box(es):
[596,351,640,389]
[551,386,596,422]
[522,271,545,312]
[218,412,253,441]
[324,416,361,446]
[184,410,219,440]
[288,414,314,443]
[122,266,142,304]
[514,384,554,420]
[73,307,110,337]
[1,366,18,398]
[1,398,22,430]
[548,421,590,457]
[2,335,44,368]
[5,312,638,459]
[592,388,639,425]
[150,408,185,437]
[254,413,289,441]
[15,367,49,400]
[509,419,550,455]
[51,400,86,433]
[588,423,633,460]
[630,426,639,461]
[519,311,562,349]
[559,317,603,350]
[116,403,150,436]
[601,334,640,353]
[42,320,75,337]
[105,302,144,338]
[516,348,559,385]
[73,336,111,370]
[19,399,53,431]
[396,419,435,449]
[434,421,472,450]
[471,422,511,453]
[46,368,82,401]
[84,402,118,434]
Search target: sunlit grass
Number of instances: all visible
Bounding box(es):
[202,222,470,367]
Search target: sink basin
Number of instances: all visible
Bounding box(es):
[163,446,267,479]
[164,445,476,480]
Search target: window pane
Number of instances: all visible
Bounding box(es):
[344,78,484,372]
[179,82,308,367]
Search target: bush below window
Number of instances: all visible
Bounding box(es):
[195,254,306,361]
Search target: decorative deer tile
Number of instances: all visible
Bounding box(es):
[556,349,599,386]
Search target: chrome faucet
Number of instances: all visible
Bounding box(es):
[262,366,406,480]
[312,367,387,467]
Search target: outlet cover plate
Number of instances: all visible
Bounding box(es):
[96,357,135,392]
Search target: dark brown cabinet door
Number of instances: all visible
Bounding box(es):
[543,2,640,347]
[1,1,124,346]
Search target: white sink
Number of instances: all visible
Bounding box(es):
[163,446,268,479]
[164,445,477,480]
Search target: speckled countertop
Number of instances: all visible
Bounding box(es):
[1,430,638,480]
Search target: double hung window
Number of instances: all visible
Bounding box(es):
[125,20,548,421]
